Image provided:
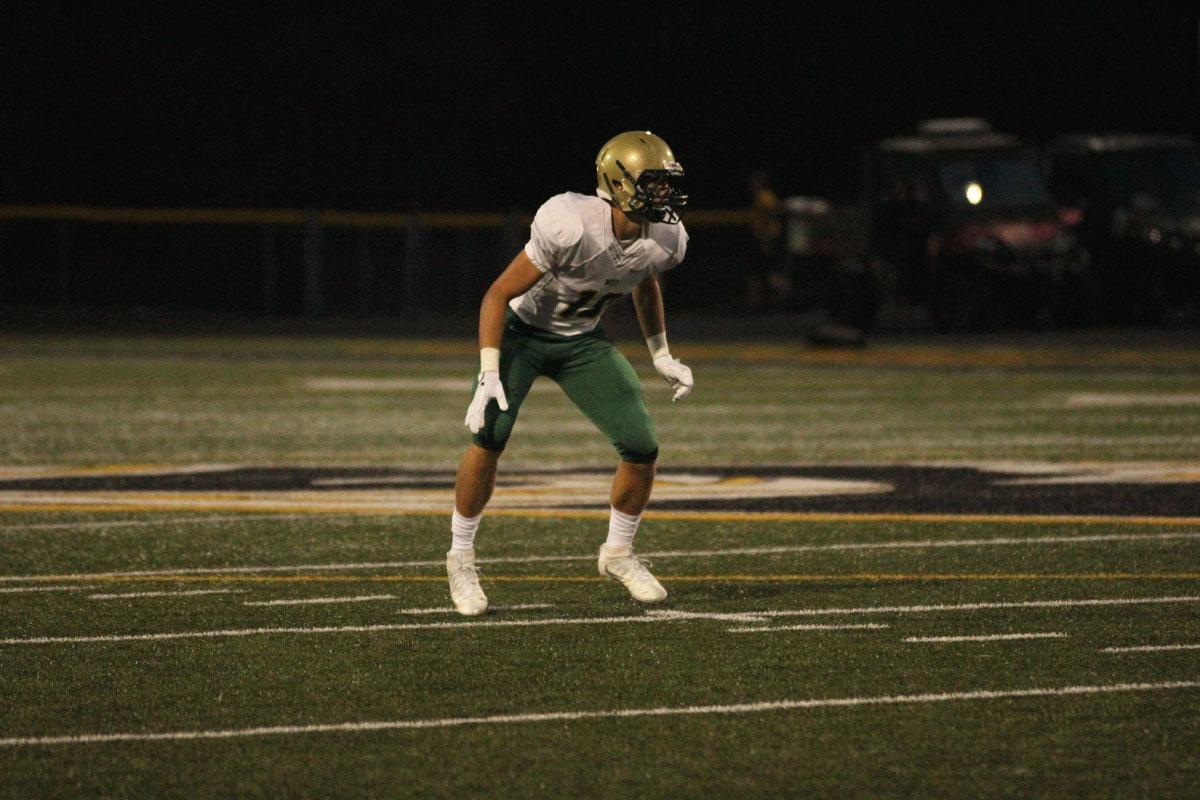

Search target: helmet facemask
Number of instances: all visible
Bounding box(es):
[630,168,688,223]
[595,131,688,224]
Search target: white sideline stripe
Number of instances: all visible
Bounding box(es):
[8,596,1196,646]
[0,614,669,646]
[1102,643,1200,653]
[728,595,1200,618]
[649,532,1200,555]
[2,681,1196,747]
[0,514,334,532]
[88,589,246,600]
[728,623,890,633]
[905,632,1068,643]
[1066,393,1200,407]
[242,593,552,613]
[0,585,85,594]
[650,610,771,623]
[244,594,400,606]
[5,531,1197,583]
[396,603,551,615]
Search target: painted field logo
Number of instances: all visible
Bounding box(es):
[0,463,1198,518]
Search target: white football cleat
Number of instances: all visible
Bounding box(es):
[447,549,488,616]
[598,544,667,603]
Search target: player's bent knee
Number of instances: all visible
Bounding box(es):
[617,444,659,464]
[470,433,509,454]
[467,441,504,462]
[471,412,518,453]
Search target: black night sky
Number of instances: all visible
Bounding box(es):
[4,3,1198,212]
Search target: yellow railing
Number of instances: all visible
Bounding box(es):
[0,204,753,229]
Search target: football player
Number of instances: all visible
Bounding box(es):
[447,131,694,615]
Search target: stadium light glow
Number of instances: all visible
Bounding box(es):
[965,182,984,205]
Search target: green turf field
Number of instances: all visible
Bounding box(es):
[1,331,1198,797]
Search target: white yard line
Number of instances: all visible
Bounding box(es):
[0,614,669,646]
[242,594,552,613]
[640,532,1200,560]
[1065,393,1200,408]
[1101,643,1200,653]
[716,595,1200,618]
[0,585,86,594]
[5,531,1197,583]
[396,603,551,615]
[244,594,402,606]
[0,514,333,533]
[2,681,1196,747]
[904,632,1067,643]
[647,610,773,623]
[0,561,438,583]
[7,596,1197,646]
[727,623,890,634]
[88,589,246,600]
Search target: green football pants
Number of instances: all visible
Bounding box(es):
[471,312,659,463]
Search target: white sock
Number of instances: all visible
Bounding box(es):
[450,511,481,553]
[605,507,641,549]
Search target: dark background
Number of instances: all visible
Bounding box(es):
[5,2,1199,212]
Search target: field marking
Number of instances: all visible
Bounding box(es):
[0,514,346,532]
[244,594,400,606]
[4,500,1200,527]
[905,632,1068,643]
[0,585,85,594]
[396,603,552,615]
[660,573,1200,583]
[641,532,1200,559]
[0,614,671,646]
[1066,393,1200,408]
[1101,643,1200,654]
[5,530,1198,584]
[2,681,1196,748]
[727,623,890,634]
[3,572,1200,587]
[6,595,1199,646]
[88,589,246,600]
[645,595,1200,620]
[648,610,771,623]
[243,594,552,612]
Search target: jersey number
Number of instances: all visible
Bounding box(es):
[560,290,622,319]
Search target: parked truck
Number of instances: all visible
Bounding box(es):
[786,119,1095,331]
[1044,133,1200,322]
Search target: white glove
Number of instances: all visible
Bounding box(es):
[653,354,694,402]
[464,370,508,433]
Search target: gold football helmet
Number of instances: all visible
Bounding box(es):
[595,131,687,224]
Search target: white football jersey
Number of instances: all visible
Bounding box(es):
[511,192,688,335]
